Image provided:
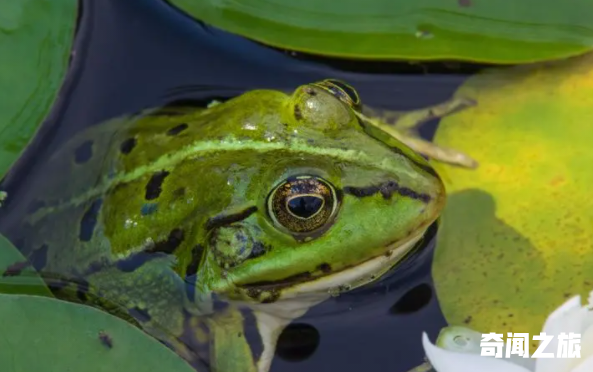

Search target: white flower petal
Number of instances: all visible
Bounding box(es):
[558,316,593,372]
[536,295,589,372]
[422,333,531,372]
[580,320,593,361]
[436,326,483,354]
[580,289,593,359]
[570,355,593,372]
[436,326,536,371]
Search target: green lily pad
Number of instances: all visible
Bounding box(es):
[167,0,593,63]
[0,0,77,178]
[0,234,52,297]
[431,52,593,349]
[0,294,196,372]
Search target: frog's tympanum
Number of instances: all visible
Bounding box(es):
[6,80,448,372]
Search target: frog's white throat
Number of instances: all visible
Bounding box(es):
[248,229,427,372]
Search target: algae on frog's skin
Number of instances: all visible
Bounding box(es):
[7,80,446,372]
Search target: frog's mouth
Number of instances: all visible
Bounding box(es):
[238,229,427,372]
[244,227,427,317]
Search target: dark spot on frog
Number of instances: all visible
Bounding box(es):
[247,241,267,260]
[213,298,229,312]
[344,180,431,203]
[260,289,281,304]
[463,315,473,324]
[185,244,204,278]
[184,244,205,301]
[276,323,320,362]
[145,170,170,200]
[2,260,30,277]
[294,105,303,120]
[115,252,161,272]
[389,283,432,315]
[30,244,49,271]
[245,287,280,303]
[98,331,113,349]
[119,137,137,154]
[26,199,46,214]
[243,271,312,291]
[79,198,103,242]
[317,263,331,273]
[240,308,264,364]
[81,259,109,276]
[128,307,151,323]
[458,0,472,7]
[149,228,184,255]
[116,229,184,272]
[172,187,186,199]
[76,279,90,302]
[140,203,158,216]
[166,123,189,136]
[74,140,93,164]
[205,206,258,231]
[307,139,315,144]
[245,287,262,300]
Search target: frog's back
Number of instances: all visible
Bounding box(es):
[11,89,288,276]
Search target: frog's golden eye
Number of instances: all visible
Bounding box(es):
[312,79,362,112]
[267,175,340,236]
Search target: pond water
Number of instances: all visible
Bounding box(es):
[0,0,490,371]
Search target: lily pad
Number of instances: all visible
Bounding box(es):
[0,294,196,372]
[431,52,593,348]
[0,0,77,178]
[0,234,52,297]
[166,0,593,63]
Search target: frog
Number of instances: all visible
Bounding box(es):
[2,79,458,372]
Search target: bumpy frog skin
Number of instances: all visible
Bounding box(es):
[6,80,446,372]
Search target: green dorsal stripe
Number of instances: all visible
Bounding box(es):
[28,138,432,223]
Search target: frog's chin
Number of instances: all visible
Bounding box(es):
[246,229,427,372]
[248,227,427,319]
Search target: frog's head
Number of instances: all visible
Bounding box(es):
[196,79,445,308]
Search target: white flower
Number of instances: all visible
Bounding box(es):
[422,291,593,372]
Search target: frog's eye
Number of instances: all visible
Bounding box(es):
[267,175,340,236]
[312,79,362,112]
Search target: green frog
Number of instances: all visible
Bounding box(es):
[4,80,462,372]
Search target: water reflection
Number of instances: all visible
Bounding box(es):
[0,0,468,371]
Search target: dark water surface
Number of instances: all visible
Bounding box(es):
[0,0,480,370]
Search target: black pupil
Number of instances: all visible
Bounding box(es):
[287,196,323,219]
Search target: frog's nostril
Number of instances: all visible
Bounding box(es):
[304,87,316,96]
[276,323,320,362]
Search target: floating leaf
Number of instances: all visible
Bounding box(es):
[0,234,52,297]
[166,0,593,63]
[432,52,593,348]
[0,294,196,372]
[0,0,77,178]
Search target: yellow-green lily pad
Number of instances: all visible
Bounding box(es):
[432,52,593,347]
[0,294,196,372]
[0,0,77,178]
[0,234,52,297]
[166,0,593,64]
